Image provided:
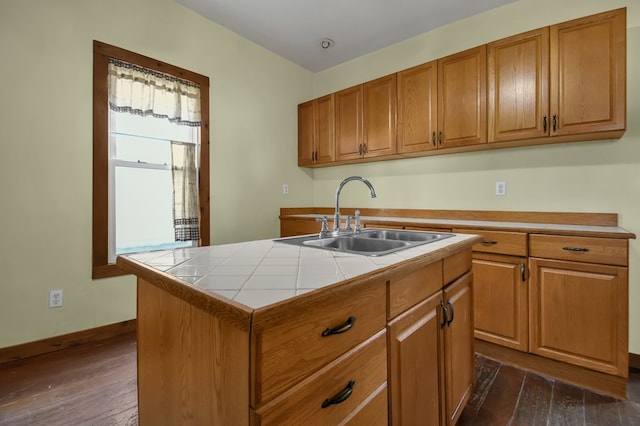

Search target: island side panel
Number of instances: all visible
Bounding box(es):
[137,278,250,425]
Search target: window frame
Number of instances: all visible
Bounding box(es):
[93,40,210,279]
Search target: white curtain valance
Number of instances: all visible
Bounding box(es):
[108,58,201,126]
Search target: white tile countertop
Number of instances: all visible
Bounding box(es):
[124,232,479,309]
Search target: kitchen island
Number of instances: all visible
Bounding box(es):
[117,231,482,425]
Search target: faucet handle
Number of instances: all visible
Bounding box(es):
[316,216,330,237]
[354,210,361,232]
[345,215,353,232]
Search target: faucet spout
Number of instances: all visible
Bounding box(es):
[333,176,376,232]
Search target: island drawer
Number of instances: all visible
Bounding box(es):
[252,330,388,425]
[250,279,387,407]
[453,228,527,256]
[529,234,628,266]
[387,260,443,320]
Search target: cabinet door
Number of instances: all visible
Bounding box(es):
[335,85,364,161]
[438,46,487,149]
[397,62,438,153]
[388,291,444,426]
[550,8,626,135]
[315,94,335,164]
[443,272,474,426]
[297,100,315,166]
[363,74,397,158]
[529,258,628,377]
[488,28,549,143]
[472,253,528,351]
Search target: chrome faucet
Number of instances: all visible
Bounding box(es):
[332,176,376,235]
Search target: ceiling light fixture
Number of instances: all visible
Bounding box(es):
[320,38,334,49]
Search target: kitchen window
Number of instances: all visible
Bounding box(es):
[93,41,210,279]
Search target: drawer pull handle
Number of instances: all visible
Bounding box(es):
[446,299,455,326]
[562,246,590,252]
[322,316,356,336]
[440,301,448,328]
[322,380,355,408]
[482,240,498,245]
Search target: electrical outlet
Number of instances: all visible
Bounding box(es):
[496,181,506,196]
[282,184,289,195]
[49,289,63,308]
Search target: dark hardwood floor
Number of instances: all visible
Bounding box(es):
[0,332,638,425]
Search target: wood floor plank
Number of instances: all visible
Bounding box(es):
[510,371,553,426]
[548,380,586,426]
[584,390,622,425]
[465,355,501,412]
[0,333,137,426]
[472,364,525,425]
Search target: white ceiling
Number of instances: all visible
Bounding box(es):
[175,0,520,72]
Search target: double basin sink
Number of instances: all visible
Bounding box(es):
[275,229,454,256]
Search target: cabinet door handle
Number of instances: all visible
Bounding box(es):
[363,143,368,154]
[552,114,557,132]
[521,262,526,282]
[321,380,355,408]
[543,115,547,133]
[440,301,448,329]
[482,240,498,245]
[438,131,443,146]
[321,316,356,336]
[432,131,436,146]
[446,299,455,326]
[562,246,590,252]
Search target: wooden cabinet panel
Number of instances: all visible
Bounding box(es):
[252,331,387,426]
[472,253,528,351]
[397,62,438,153]
[298,100,315,166]
[550,8,626,135]
[387,260,443,320]
[251,279,386,407]
[454,228,528,256]
[529,258,628,376]
[443,272,474,425]
[364,74,397,158]
[438,46,487,149]
[297,95,335,166]
[488,27,549,142]
[388,291,444,426]
[529,234,628,266]
[315,94,335,163]
[335,85,364,161]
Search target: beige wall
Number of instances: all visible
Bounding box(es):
[310,0,640,353]
[0,0,314,348]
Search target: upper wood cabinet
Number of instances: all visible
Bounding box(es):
[488,28,550,143]
[335,85,363,161]
[297,94,335,166]
[397,46,487,154]
[397,62,438,153]
[363,74,397,158]
[550,8,626,136]
[335,75,397,162]
[298,8,626,167]
[438,46,487,149]
[488,8,626,143]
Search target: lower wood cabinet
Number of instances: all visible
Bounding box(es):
[252,330,388,426]
[472,252,528,351]
[387,269,474,426]
[529,257,628,377]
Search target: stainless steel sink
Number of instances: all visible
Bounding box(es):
[274,229,454,256]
